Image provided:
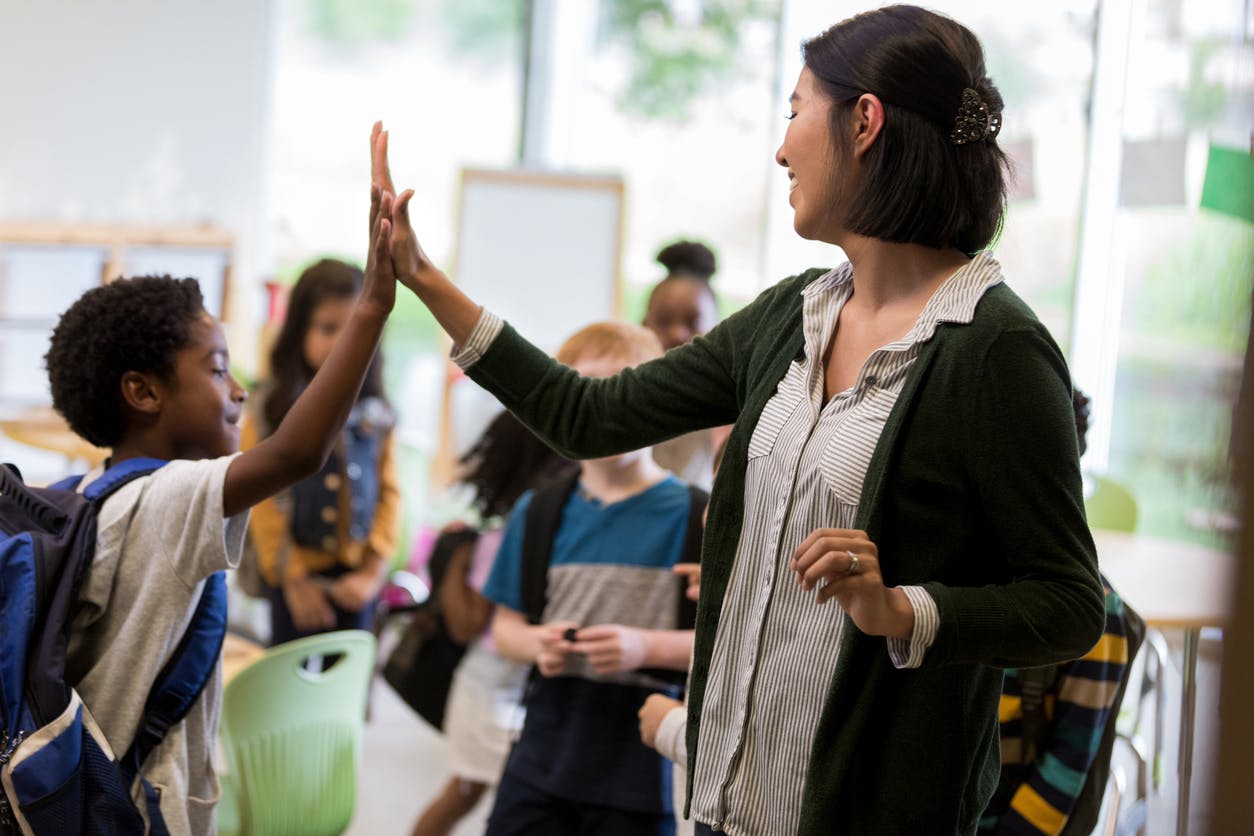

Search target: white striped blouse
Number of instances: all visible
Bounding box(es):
[688,254,1004,835]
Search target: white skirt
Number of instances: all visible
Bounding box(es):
[443,643,529,785]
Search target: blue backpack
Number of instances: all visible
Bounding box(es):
[0,459,228,835]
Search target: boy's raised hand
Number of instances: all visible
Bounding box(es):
[361,187,397,314]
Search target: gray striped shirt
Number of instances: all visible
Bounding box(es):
[688,255,1003,834]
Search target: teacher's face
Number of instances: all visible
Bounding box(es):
[776,67,842,243]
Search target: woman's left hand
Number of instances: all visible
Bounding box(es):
[790,528,914,639]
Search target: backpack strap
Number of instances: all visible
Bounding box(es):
[79,459,228,818]
[121,571,228,781]
[520,470,582,625]
[675,485,709,631]
[82,458,169,503]
[1017,664,1057,766]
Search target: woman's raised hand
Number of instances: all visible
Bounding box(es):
[369,122,484,346]
[370,122,438,292]
[790,528,915,640]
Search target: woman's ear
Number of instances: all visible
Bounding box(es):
[119,371,162,415]
[851,93,886,159]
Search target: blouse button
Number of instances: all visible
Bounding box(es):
[320,506,338,523]
[347,462,363,480]
[324,473,342,491]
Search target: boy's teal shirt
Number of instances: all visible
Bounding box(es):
[465,268,1105,835]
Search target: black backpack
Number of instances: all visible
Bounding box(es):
[0,460,227,836]
[1018,581,1147,836]
[381,527,481,731]
[519,471,708,685]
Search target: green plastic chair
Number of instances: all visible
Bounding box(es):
[217,630,376,836]
[1085,474,1139,532]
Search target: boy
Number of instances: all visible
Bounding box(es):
[479,322,699,836]
[43,188,399,835]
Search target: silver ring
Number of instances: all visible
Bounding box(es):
[846,550,860,576]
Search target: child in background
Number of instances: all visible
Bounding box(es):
[411,411,575,836]
[643,240,723,491]
[481,322,701,836]
[47,184,400,835]
[639,436,725,836]
[243,258,401,644]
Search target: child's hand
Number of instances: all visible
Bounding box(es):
[638,693,683,750]
[790,527,915,639]
[673,562,701,602]
[283,576,336,631]
[571,624,650,674]
[328,565,385,613]
[536,621,579,677]
[361,185,397,315]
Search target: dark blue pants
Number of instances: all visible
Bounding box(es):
[486,771,675,836]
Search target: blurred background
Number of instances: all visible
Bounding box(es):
[0,0,1250,555]
[2,2,1252,833]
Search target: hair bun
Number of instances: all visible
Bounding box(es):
[655,240,717,281]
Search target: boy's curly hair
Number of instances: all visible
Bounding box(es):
[45,275,206,448]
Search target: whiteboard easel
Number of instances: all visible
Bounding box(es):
[431,168,625,491]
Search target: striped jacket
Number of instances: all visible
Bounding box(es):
[979,577,1130,834]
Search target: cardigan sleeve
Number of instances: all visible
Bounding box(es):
[921,326,1105,667]
[460,305,757,459]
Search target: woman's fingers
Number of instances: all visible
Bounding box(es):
[371,121,395,193]
[789,528,878,591]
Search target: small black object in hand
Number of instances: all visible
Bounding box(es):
[563,627,579,643]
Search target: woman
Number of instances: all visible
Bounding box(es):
[372,6,1103,833]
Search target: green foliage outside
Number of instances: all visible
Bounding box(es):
[301,0,417,44]
[438,0,526,63]
[600,0,778,120]
[1111,215,1252,549]
[1132,215,1254,354]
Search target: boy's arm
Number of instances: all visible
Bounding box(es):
[573,626,695,674]
[223,190,396,518]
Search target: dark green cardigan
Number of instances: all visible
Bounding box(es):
[465,269,1105,835]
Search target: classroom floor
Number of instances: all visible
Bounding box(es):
[347,630,1223,836]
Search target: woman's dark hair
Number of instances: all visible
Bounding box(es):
[262,258,387,433]
[46,275,205,447]
[459,411,575,521]
[1073,388,1092,457]
[655,240,717,282]
[801,4,1009,254]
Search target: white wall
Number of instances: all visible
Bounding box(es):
[0,0,277,359]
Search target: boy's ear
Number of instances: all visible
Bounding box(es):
[119,371,163,415]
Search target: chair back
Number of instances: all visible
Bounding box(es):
[219,630,376,836]
[1085,475,1139,532]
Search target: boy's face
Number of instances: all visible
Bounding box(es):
[573,352,650,470]
[159,313,247,459]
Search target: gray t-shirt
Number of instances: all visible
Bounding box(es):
[65,455,248,836]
